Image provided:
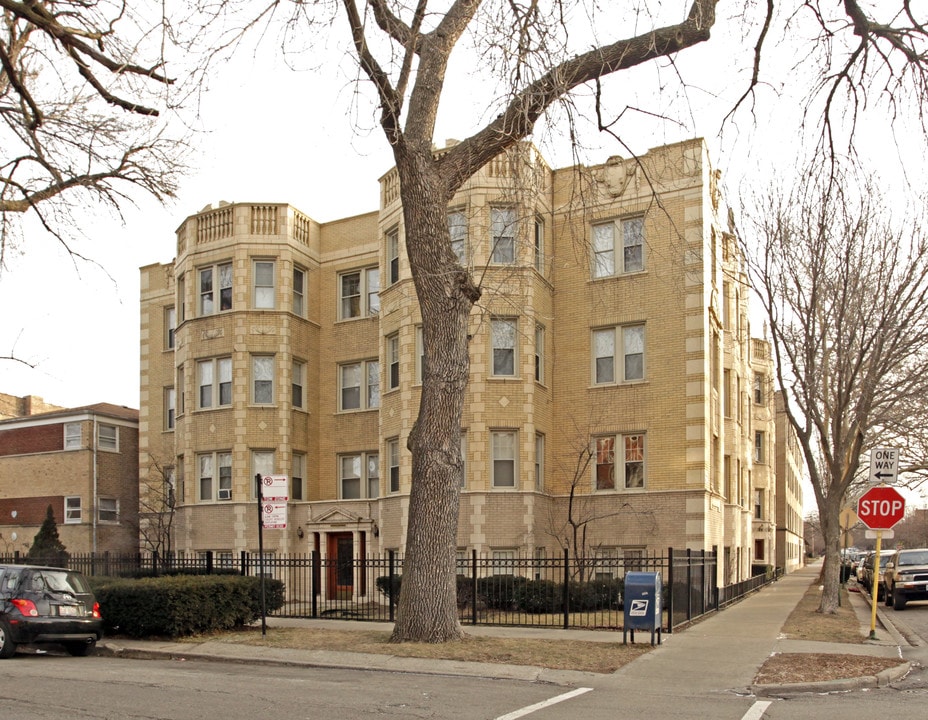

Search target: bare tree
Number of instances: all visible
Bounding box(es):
[163,1,928,641]
[545,417,657,582]
[745,166,928,613]
[136,454,176,557]
[0,1,189,270]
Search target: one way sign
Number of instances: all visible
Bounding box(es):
[869,447,900,484]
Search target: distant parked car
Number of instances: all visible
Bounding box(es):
[0,564,102,658]
[860,549,895,600]
[883,548,928,611]
[856,552,872,584]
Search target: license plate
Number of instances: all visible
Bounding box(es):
[57,605,80,617]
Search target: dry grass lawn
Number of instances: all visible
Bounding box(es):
[180,580,906,682]
[202,626,652,674]
[754,583,907,685]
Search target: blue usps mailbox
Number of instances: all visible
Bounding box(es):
[623,571,662,645]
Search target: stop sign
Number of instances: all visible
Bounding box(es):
[857,486,906,529]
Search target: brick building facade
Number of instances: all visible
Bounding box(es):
[139,139,781,593]
[0,395,140,555]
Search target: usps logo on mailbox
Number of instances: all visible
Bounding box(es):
[629,598,649,617]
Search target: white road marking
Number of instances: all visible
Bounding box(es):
[495,687,594,720]
[742,700,773,720]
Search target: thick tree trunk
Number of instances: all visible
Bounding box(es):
[390,148,478,643]
[818,496,843,614]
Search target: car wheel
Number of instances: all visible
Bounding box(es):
[884,585,893,606]
[0,620,17,659]
[876,584,884,601]
[893,586,907,611]
[64,640,96,657]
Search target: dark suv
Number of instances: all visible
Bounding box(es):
[0,564,103,658]
[883,548,928,611]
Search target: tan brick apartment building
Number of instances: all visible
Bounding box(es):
[0,394,140,555]
[139,138,787,590]
[775,392,806,572]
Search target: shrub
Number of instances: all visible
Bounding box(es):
[91,574,284,638]
[514,579,563,614]
[568,578,625,611]
[476,574,528,610]
[375,574,401,602]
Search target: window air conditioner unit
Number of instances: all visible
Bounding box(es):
[218,488,232,500]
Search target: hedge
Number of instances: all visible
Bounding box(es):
[90,574,284,638]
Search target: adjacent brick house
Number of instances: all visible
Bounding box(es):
[139,138,782,593]
[0,395,140,555]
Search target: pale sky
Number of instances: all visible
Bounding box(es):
[1,6,925,510]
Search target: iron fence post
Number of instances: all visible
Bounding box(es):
[562,547,569,629]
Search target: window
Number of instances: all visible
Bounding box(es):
[98,498,118,523]
[339,360,379,411]
[252,451,275,499]
[165,467,176,507]
[490,207,516,264]
[596,434,646,490]
[97,424,117,451]
[534,325,544,383]
[387,228,399,284]
[64,497,81,524]
[165,387,176,430]
[292,360,305,409]
[291,453,305,501]
[253,355,274,404]
[339,267,379,319]
[592,325,645,383]
[368,453,380,498]
[723,369,732,417]
[253,260,275,309]
[534,216,545,273]
[198,357,232,409]
[491,431,516,488]
[535,433,545,491]
[387,334,400,390]
[199,262,233,315]
[595,437,615,490]
[165,306,176,350]
[755,489,763,519]
[198,452,232,501]
[339,452,379,499]
[415,325,425,383]
[293,266,306,317]
[177,274,186,323]
[593,547,618,580]
[449,210,468,264]
[592,217,644,277]
[459,432,467,489]
[624,434,645,488]
[491,318,517,377]
[387,439,400,493]
[753,374,764,404]
[64,422,81,450]
[491,549,517,575]
[754,431,765,463]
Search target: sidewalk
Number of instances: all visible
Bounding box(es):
[99,562,920,696]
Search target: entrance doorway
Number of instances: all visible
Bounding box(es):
[327,533,354,600]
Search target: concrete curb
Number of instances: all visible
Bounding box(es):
[752,660,911,698]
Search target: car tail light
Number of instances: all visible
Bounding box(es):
[92,602,101,619]
[11,598,38,617]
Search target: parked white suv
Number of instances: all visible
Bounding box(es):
[883,548,928,610]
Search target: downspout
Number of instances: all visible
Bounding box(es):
[92,416,98,553]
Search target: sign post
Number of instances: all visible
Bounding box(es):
[255,474,289,637]
[857,484,905,639]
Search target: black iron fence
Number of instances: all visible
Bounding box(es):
[0,547,779,633]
